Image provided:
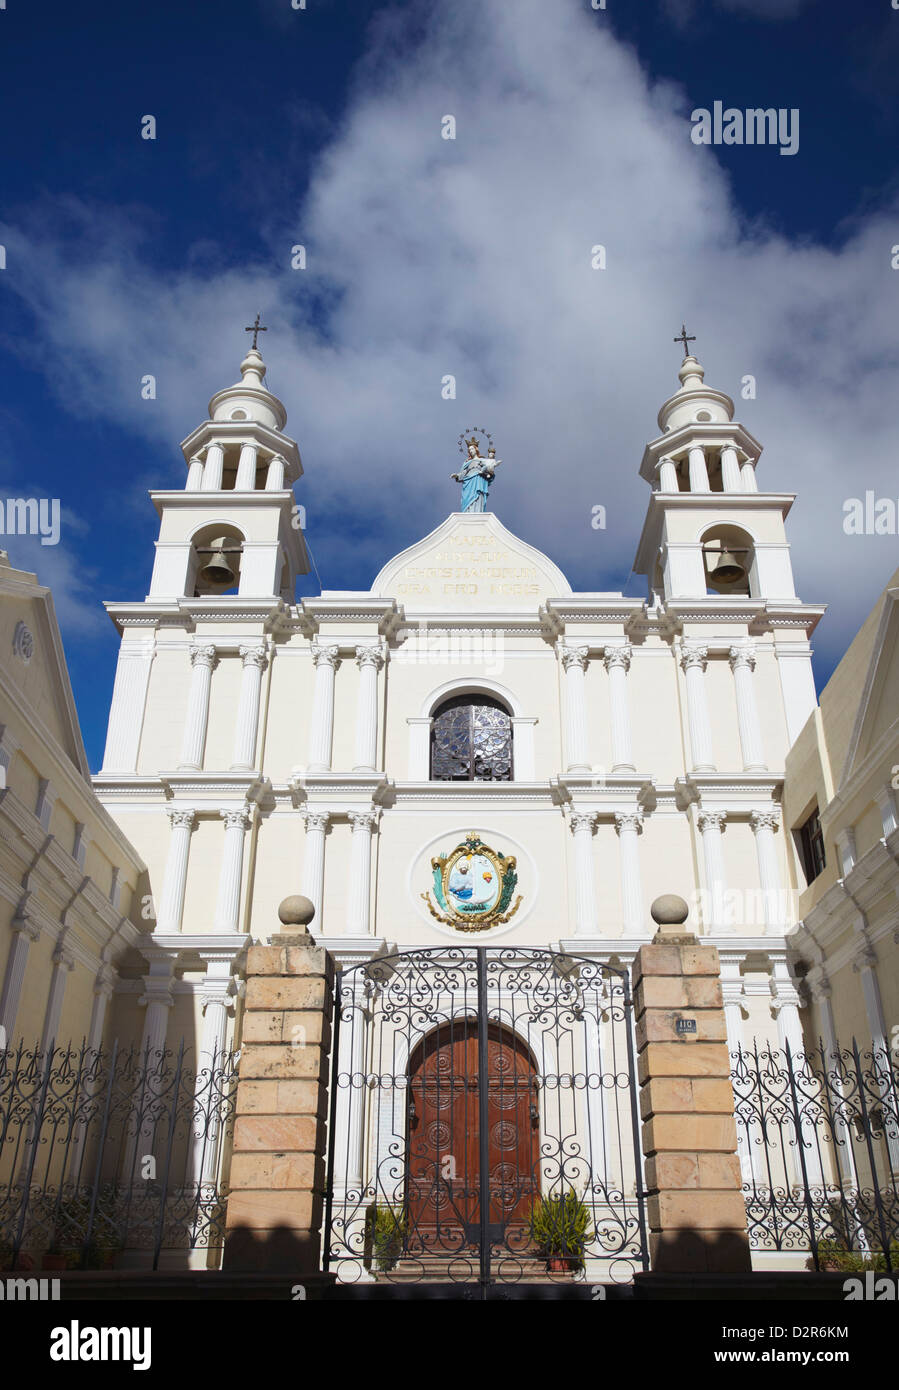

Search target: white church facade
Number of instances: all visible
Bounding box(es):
[87,343,824,1069]
[7,337,898,1279]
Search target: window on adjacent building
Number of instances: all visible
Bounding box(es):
[798,808,826,884]
[430,695,513,782]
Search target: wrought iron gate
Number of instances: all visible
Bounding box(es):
[323,946,648,1292]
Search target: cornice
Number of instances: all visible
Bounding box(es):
[300,595,403,640]
[104,597,288,633]
[149,489,298,515]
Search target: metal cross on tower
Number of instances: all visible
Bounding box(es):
[244,313,267,350]
[673,323,696,356]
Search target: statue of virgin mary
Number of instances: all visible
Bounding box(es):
[451,437,501,512]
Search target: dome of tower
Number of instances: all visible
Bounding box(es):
[208,348,287,431]
[657,354,734,433]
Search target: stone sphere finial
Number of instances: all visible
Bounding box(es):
[278,894,315,927]
[650,894,689,926]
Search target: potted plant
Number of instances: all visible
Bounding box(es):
[810,1237,899,1273]
[365,1204,407,1272]
[42,1193,90,1270]
[530,1190,591,1272]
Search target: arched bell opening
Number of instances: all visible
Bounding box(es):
[700,522,755,597]
[189,523,245,597]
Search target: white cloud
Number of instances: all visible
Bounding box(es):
[2,0,897,681]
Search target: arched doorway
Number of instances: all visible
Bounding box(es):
[406,1020,539,1256]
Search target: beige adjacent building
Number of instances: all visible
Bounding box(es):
[0,551,146,1055]
[785,567,899,1058]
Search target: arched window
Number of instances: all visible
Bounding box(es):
[430,694,513,781]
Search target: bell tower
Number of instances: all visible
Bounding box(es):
[145,339,308,603]
[632,349,801,604]
[632,340,824,746]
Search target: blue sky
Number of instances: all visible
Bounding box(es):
[1,0,898,769]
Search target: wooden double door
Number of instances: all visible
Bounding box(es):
[406,1021,539,1253]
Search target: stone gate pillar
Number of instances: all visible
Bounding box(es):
[223,896,334,1273]
[633,894,751,1273]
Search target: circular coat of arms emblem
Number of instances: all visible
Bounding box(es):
[421,831,522,932]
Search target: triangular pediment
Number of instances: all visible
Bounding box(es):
[840,580,899,789]
[371,512,572,610]
[0,559,89,777]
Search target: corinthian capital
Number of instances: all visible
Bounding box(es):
[221,806,253,832]
[750,809,779,834]
[300,809,331,834]
[570,812,598,835]
[679,642,709,672]
[614,811,643,835]
[167,807,197,831]
[348,809,380,834]
[697,810,726,833]
[190,644,218,670]
[603,644,632,673]
[558,644,589,673]
[355,644,385,672]
[728,643,756,673]
[311,642,340,670]
[239,643,269,670]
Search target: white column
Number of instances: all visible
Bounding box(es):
[853,948,899,1173]
[772,962,825,1188]
[680,643,716,773]
[604,644,635,772]
[179,644,217,770]
[0,913,40,1041]
[87,968,115,1051]
[741,457,759,492]
[186,454,205,491]
[655,456,679,493]
[688,444,710,491]
[353,644,384,773]
[614,812,644,935]
[750,810,785,931]
[265,454,286,490]
[201,442,225,490]
[719,956,756,1186]
[101,638,155,773]
[345,811,379,935]
[300,810,330,927]
[67,968,117,1177]
[307,643,340,772]
[121,955,176,1182]
[874,785,899,837]
[234,443,258,491]
[335,977,368,1198]
[231,644,268,770]
[213,807,252,933]
[40,946,75,1049]
[190,957,235,1188]
[697,810,727,932]
[720,442,742,492]
[155,809,196,932]
[558,644,590,773]
[807,971,857,1189]
[570,812,599,937]
[729,643,767,772]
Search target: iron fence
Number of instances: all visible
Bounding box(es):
[0,1039,238,1272]
[731,1038,899,1270]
